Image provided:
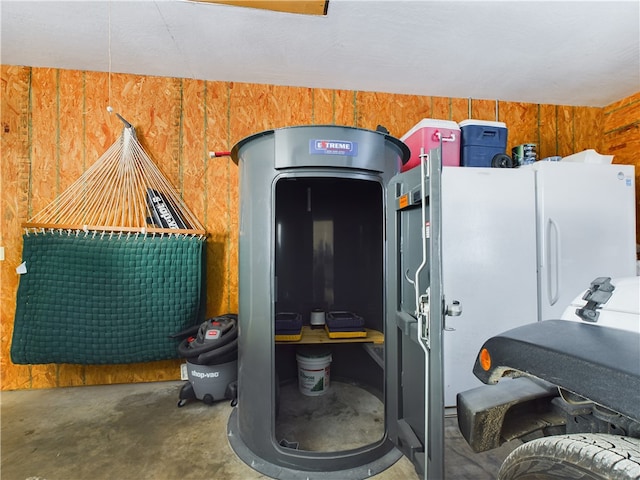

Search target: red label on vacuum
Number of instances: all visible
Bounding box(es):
[205,330,220,339]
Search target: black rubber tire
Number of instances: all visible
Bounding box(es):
[498,433,640,480]
[491,153,514,168]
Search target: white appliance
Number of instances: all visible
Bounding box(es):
[441,162,637,407]
[531,161,637,321]
[441,167,539,407]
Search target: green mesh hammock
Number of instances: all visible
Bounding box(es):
[11,119,207,365]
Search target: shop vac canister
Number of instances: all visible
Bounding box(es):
[183,359,238,406]
[174,314,239,407]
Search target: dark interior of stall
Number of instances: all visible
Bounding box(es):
[273,176,387,452]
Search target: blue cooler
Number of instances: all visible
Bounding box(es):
[459,120,508,167]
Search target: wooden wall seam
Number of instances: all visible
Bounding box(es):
[26,68,34,220]
[604,120,640,136]
[55,69,61,199]
[332,90,336,125]
[352,91,358,127]
[536,104,540,152]
[555,106,559,155]
[178,78,185,196]
[225,81,232,314]
[203,81,209,228]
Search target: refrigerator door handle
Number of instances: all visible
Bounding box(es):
[546,217,561,306]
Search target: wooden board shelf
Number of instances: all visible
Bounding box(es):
[275,326,384,345]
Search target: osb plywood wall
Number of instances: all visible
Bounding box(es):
[1,65,638,391]
[603,91,640,243]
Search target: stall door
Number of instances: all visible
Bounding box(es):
[385,148,447,480]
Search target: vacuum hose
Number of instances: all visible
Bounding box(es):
[176,314,238,365]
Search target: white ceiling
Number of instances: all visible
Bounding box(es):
[1,0,639,107]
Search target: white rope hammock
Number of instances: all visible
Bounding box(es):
[25,119,205,236]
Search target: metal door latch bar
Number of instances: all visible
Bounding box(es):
[576,276,614,323]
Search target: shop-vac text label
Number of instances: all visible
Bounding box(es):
[191,370,220,379]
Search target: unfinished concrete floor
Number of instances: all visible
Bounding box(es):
[1,380,519,480]
[275,381,385,452]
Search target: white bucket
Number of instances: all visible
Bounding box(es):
[296,348,332,396]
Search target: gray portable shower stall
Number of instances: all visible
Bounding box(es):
[228,125,449,480]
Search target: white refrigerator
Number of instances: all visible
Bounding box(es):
[531,161,637,321]
[441,162,637,407]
